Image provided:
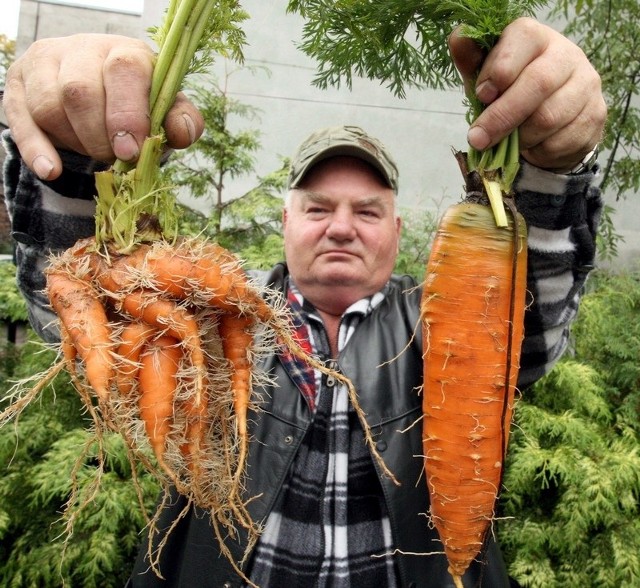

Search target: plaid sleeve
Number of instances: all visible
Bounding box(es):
[2,130,104,342]
[513,161,603,388]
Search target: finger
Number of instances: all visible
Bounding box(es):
[163,92,205,149]
[102,39,155,162]
[520,87,606,171]
[469,50,573,151]
[473,18,549,106]
[57,37,113,161]
[466,20,562,150]
[3,58,64,180]
[467,18,603,155]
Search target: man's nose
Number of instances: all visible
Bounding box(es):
[325,210,356,240]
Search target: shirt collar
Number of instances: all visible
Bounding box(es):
[287,278,388,321]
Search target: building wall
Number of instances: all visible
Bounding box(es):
[15,0,142,55]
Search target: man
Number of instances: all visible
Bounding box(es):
[3,17,605,588]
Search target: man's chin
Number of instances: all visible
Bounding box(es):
[316,269,363,287]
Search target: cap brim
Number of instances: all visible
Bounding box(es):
[289,143,396,191]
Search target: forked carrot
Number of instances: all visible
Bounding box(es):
[119,290,205,385]
[421,201,527,587]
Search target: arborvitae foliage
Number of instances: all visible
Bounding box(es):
[287,0,548,97]
[0,340,160,587]
[499,270,640,587]
[571,271,640,429]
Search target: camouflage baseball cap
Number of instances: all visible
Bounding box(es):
[288,125,399,193]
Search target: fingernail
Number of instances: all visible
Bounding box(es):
[475,80,499,104]
[467,126,491,151]
[182,113,196,144]
[32,154,54,180]
[112,130,140,161]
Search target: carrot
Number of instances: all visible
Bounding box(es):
[115,322,158,396]
[138,334,182,478]
[87,238,273,321]
[59,324,78,364]
[218,312,254,476]
[420,200,527,587]
[46,270,114,404]
[219,314,253,439]
[217,312,255,529]
[120,290,205,383]
[179,373,209,470]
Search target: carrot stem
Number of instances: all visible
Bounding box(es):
[482,176,508,228]
[95,0,246,252]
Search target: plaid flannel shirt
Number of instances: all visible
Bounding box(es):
[248,281,397,586]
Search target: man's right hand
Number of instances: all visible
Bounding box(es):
[2,33,204,180]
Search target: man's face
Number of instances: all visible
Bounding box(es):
[283,155,401,314]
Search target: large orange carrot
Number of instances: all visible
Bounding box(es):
[421,201,527,587]
[138,334,182,478]
[46,270,113,404]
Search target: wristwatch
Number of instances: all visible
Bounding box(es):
[566,144,599,175]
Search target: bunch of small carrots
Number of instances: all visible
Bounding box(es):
[43,232,362,577]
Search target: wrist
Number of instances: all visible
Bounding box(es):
[554,144,600,175]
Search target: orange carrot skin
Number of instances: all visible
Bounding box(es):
[115,322,157,396]
[119,291,204,368]
[138,335,182,470]
[421,202,527,580]
[46,270,113,403]
[81,237,274,322]
[180,373,210,484]
[218,313,254,439]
